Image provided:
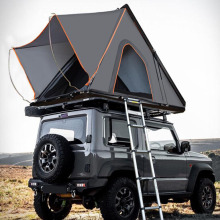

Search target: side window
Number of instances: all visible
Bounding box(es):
[104,118,138,147]
[147,127,176,151]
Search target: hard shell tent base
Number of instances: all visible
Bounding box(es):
[25,90,182,118]
[13,5,185,116]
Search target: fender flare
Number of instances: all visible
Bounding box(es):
[187,163,215,193]
[98,160,135,178]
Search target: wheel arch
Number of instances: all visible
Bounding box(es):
[109,170,136,182]
[187,163,215,193]
[98,161,137,180]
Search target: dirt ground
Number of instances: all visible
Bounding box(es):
[0,165,219,220]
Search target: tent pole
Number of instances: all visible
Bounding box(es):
[8,49,31,103]
[48,14,80,92]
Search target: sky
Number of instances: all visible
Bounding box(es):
[0,0,219,153]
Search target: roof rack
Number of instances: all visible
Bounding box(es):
[25,91,177,118]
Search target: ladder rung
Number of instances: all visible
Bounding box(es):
[124,97,164,220]
[128,124,145,128]
[143,206,161,210]
[127,110,142,116]
[131,149,151,154]
[137,177,156,181]
[126,97,140,102]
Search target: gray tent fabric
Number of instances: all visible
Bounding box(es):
[57,10,124,75]
[14,16,76,97]
[13,5,185,112]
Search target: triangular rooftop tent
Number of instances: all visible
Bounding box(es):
[13,5,185,113]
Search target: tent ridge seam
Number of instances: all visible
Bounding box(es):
[85,8,126,86]
[54,14,90,84]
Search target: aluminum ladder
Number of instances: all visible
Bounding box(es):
[124,98,164,220]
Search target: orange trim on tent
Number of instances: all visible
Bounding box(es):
[13,9,126,98]
[14,15,56,49]
[12,16,58,99]
[85,8,126,86]
[55,15,90,83]
[13,48,36,99]
[13,15,90,98]
[112,43,154,100]
[12,16,57,99]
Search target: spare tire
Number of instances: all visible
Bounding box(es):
[33,134,72,183]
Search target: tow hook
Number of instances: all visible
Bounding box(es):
[34,188,38,196]
[61,200,66,208]
[71,190,76,198]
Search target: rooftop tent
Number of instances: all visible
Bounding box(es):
[13,4,185,113]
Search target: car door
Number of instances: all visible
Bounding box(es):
[142,122,187,194]
[100,116,144,177]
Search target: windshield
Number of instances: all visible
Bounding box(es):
[147,127,176,150]
[40,116,87,144]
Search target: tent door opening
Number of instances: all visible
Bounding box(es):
[38,54,89,101]
[113,44,153,100]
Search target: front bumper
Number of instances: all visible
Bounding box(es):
[28,178,108,194]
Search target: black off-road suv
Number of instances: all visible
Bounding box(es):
[28,104,216,220]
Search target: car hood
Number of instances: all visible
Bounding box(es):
[188,151,211,160]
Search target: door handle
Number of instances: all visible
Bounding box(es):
[152,156,156,164]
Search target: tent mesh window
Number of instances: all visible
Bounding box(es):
[114,45,152,99]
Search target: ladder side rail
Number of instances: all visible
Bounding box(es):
[139,102,164,220]
[124,99,146,220]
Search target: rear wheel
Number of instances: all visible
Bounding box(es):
[99,177,139,220]
[34,193,72,220]
[190,178,216,214]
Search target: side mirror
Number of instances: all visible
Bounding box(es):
[181,141,191,153]
[164,143,175,153]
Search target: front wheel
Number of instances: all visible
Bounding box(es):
[190,178,216,214]
[34,193,72,220]
[99,177,139,220]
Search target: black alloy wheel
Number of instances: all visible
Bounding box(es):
[190,178,216,214]
[39,143,57,173]
[34,193,72,220]
[201,185,214,210]
[115,187,135,218]
[100,177,139,220]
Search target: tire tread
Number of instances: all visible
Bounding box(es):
[100,177,139,220]
[190,177,216,214]
[33,134,72,183]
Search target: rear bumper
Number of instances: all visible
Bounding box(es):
[28,178,108,194]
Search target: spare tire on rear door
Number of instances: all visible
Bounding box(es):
[33,134,72,183]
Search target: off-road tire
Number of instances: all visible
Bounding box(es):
[34,193,72,220]
[190,178,216,214]
[99,177,139,220]
[33,134,72,183]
